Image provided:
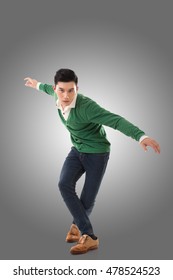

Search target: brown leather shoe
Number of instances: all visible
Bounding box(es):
[66,224,81,243]
[70,234,99,254]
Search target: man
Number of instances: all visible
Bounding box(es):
[24,69,160,255]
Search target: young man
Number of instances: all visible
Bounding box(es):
[24,69,160,255]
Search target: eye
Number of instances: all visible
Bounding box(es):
[69,89,74,93]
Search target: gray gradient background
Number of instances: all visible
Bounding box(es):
[0,0,173,260]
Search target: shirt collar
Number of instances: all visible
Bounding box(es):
[56,93,77,110]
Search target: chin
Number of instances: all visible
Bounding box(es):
[63,102,70,106]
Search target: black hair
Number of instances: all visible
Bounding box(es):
[54,68,78,85]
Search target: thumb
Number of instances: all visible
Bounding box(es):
[141,143,148,152]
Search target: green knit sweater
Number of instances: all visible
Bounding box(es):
[39,83,145,153]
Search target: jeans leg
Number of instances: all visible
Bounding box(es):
[80,152,110,217]
[58,148,95,235]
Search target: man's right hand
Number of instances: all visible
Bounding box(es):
[24,77,38,89]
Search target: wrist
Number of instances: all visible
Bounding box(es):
[139,135,149,143]
[36,82,41,90]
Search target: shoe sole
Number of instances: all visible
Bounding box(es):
[66,237,80,243]
[70,245,98,255]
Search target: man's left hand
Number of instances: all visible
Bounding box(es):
[140,138,161,154]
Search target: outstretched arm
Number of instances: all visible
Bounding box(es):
[24,77,55,96]
[140,137,160,154]
[83,98,161,154]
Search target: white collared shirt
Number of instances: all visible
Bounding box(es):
[56,93,78,121]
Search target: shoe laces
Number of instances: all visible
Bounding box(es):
[78,234,88,244]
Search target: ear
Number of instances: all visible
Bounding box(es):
[53,85,56,91]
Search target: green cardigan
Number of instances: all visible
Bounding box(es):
[39,83,145,153]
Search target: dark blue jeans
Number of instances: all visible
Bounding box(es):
[58,147,110,236]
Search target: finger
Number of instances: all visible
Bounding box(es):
[25,80,33,87]
[153,144,161,154]
[155,142,161,153]
[141,143,148,152]
[24,77,31,81]
[150,140,160,154]
[24,78,31,83]
[25,82,32,87]
[157,145,161,153]
[24,77,33,87]
[24,80,30,85]
[149,142,160,154]
[24,78,34,86]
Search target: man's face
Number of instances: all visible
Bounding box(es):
[54,81,78,108]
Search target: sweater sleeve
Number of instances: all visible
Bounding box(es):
[38,83,55,97]
[84,99,145,141]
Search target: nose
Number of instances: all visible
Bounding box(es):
[63,92,69,99]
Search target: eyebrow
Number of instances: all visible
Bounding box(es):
[58,87,74,91]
